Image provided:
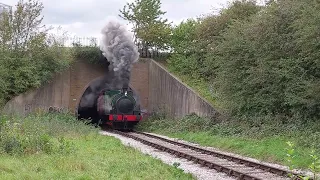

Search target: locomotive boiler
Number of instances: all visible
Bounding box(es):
[97,87,143,130]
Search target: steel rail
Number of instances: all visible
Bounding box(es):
[110,130,311,180]
[134,131,310,180]
[114,130,264,180]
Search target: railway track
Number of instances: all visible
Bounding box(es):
[111,130,311,180]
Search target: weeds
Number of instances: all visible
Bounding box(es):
[57,137,76,155]
[173,162,181,168]
[138,113,215,133]
[70,43,109,65]
[0,112,96,156]
[309,150,320,180]
[0,113,194,179]
[286,142,320,180]
[286,141,297,179]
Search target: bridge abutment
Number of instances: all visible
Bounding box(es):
[3,58,217,120]
[2,59,150,116]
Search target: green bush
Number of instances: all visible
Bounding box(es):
[167,19,204,79]
[212,0,320,120]
[166,0,320,124]
[0,0,72,106]
[166,0,261,110]
[168,0,260,80]
[70,43,105,64]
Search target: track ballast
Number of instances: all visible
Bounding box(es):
[110,130,311,180]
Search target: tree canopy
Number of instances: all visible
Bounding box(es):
[119,0,172,50]
[0,0,71,106]
[166,0,320,123]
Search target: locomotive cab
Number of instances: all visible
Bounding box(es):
[97,87,143,130]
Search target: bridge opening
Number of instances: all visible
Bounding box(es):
[75,51,111,123]
[77,75,111,124]
[76,71,142,125]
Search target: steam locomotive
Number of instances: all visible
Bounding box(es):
[96,87,143,130]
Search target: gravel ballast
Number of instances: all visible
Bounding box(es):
[99,131,236,180]
[100,131,314,179]
[143,132,314,177]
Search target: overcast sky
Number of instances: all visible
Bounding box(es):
[2,0,232,38]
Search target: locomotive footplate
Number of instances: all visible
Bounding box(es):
[108,114,141,121]
[107,114,142,130]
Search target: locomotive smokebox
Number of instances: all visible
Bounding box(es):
[96,86,142,130]
[97,86,140,116]
[117,98,134,113]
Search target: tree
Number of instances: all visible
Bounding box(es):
[0,0,47,54]
[119,0,172,50]
[167,0,260,80]
[0,0,71,106]
[167,19,201,76]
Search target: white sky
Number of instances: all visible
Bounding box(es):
[2,0,235,39]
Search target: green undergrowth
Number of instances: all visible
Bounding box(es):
[0,113,194,180]
[71,43,102,64]
[137,114,320,172]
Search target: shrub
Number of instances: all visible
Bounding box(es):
[0,0,72,106]
[168,0,261,80]
[212,0,320,120]
[70,43,109,65]
[167,0,320,123]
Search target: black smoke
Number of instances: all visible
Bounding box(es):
[99,21,139,89]
[77,21,140,123]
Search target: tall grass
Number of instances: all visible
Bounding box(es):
[0,112,95,155]
[0,113,194,179]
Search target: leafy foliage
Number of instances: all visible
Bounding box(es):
[0,0,71,106]
[166,0,320,123]
[168,0,260,81]
[286,142,320,179]
[168,19,201,77]
[213,0,320,120]
[119,0,172,50]
[70,42,109,65]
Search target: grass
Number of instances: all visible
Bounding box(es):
[137,114,320,172]
[0,113,194,180]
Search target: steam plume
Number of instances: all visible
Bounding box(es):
[99,21,139,89]
[77,21,141,116]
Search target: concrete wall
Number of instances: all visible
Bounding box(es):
[69,60,107,111]
[129,58,150,110]
[3,70,71,116]
[2,58,217,119]
[148,60,218,119]
[2,59,150,116]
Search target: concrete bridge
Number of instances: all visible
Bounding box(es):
[3,58,217,119]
